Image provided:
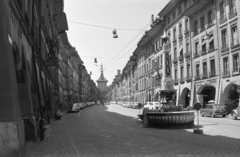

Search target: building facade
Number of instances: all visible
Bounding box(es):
[111,0,240,109]
[0,0,97,156]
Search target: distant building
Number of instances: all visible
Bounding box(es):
[96,65,108,91]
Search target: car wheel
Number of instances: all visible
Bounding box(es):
[231,112,237,120]
[211,113,215,118]
[222,115,226,117]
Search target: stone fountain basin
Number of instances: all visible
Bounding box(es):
[145,111,195,125]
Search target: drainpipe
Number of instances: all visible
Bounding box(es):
[214,0,222,104]
[32,46,43,132]
[189,16,195,106]
[38,14,50,124]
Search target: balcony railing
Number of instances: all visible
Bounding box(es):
[184,30,189,36]
[208,46,215,53]
[194,52,199,58]
[207,23,213,28]
[178,55,184,62]
[172,38,177,44]
[185,75,192,82]
[209,71,216,77]
[165,43,171,50]
[173,57,178,64]
[222,71,230,77]
[193,31,198,36]
[178,34,183,41]
[201,73,208,79]
[221,44,229,53]
[195,75,201,80]
[229,7,237,18]
[200,50,207,55]
[230,40,240,49]
[220,13,227,23]
[179,78,185,84]
[200,28,205,33]
[174,79,179,85]
[232,68,240,75]
[185,52,191,59]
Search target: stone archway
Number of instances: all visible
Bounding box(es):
[180,88,191,108]
[197,84,216,107]
[222,83,239,104]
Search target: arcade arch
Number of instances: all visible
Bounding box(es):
[180,88,191,108]
[197,84,216,107]
[222,83,240,105]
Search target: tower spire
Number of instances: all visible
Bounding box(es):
[96,63,108,91]
[101,63,103,73]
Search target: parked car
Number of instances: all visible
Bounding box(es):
[126,102,133,108]
[122,102,128,107]
[132,102,139,109]
[231,105,240,120]
[144,102,161,110]
[68,103,80,112]
[118,101,123,105]
[200,103,227,118]
[224,100,240,120]
[78,103,85,110]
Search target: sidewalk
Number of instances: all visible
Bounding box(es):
[25,113,77,157]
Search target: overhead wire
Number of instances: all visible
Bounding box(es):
[67,21,142,31]
[80,55,128,59]
[67,20,151,72]
[103,22,151,71]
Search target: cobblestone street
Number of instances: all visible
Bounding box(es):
[25,104,240,157]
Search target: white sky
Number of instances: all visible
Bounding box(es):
[64,0,170,85]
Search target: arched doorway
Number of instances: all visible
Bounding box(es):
[181,88,190,108]
[197,85,216,107]
[228,84,239,102]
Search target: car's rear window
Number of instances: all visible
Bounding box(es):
[214,104,225,109]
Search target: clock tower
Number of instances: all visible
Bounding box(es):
[96,64,108,91]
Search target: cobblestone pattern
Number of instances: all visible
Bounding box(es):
[26,105,240,157]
